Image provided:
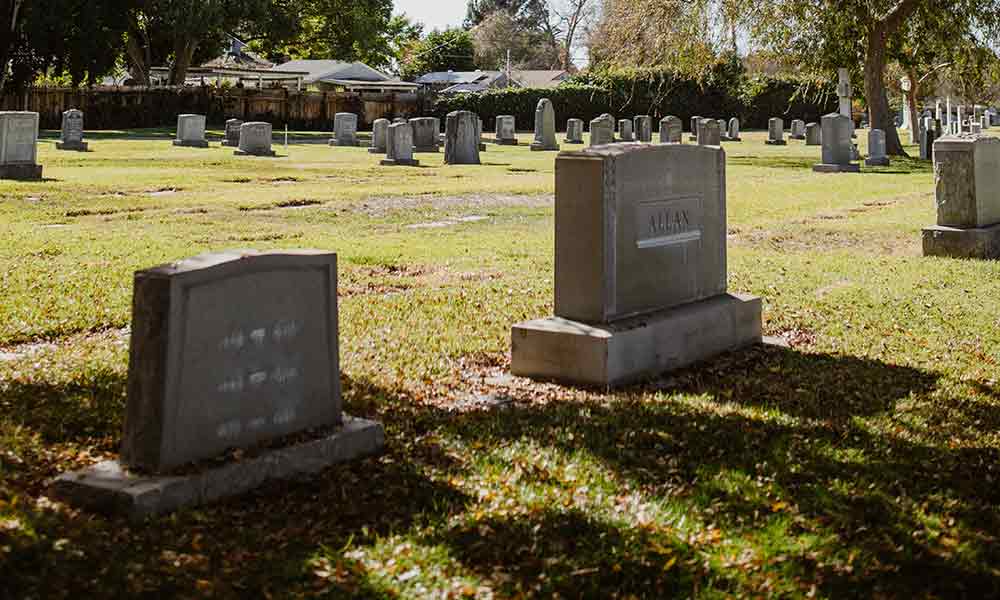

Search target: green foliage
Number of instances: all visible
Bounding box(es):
[436,65,836,131]
[465,0,551,30]
[399,28,477,82]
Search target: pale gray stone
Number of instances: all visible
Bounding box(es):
[496,115,517,145]
[410,117,440,152]
[633,115,653,142]
[368,118,389,154]
[330,112,359,146]
[689,116,701,141]
[444,110,481,164]
[618,119,634,142]
[382,122,419,166]
[727,118,741,142]
[590,115,614,146]
[865,129,889,166]
[120,250,343,473]
[235,122,276,157]
[530,99,559,151]
[565,118,584,144]
[697,118,721,146]
[813,113,859,172]
[766,117,786,145]
[222,118,243,147]
[0,111,42,179]
[173,114,208,148]
[805,123,821,146]
[790,119,806,139]
[922,223,1000,259]
[659,116,682,144]
[56,109,87,151]
[920,118,937,160]
[932,135,1000,228]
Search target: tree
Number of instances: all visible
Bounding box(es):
[466,0,551,31]
[591,0,1000,156]
[398,28,477,81]
[549,0,599,71]
[472,9,561,70]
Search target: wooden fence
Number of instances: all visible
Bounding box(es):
[2,86,428,130]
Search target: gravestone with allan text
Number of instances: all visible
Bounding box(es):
[56,109,88,151]
[510,143,763,385]
[173,114,209,148]
[235,122,276,157]
[0,112,42,180]
[51,250,385,518]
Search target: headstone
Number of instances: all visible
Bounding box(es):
[865,129,889,167]
[50,250,385,518]
[617,119,634,142]
[234,122,276,157]
[922,135,1000,258]
[510,143,762,385]
[697,118,721,146]
[633,115,653,143]
[920,118,937,161]
[0,112,42,180]
[727,118,741,142]
[805,123,821,146]
[56,108,87,151]
[660,116,683,144]
[368,118,389,154]
[565,118,584,144]
[813,113,860,173]
[381,122,419,166]
[444,110,481,165]
[329,112,359,147]
[790,119,806,140]
[476,117,487,151]
[590,116,615,146]
[689,116,702,141]
[495,115,518,145]
[766,118,786,145]
[222,118,243,147]
[410,117,440,152]
[173,114,209,148]
[530,99,559,151]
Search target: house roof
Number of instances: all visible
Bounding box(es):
[415,71,503,86]
[273,60,391,84]
[511,70,569,89]
[440,82,493,94]
[201,35,274,70]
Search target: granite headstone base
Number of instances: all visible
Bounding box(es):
[496,138,519,146]
[380,158,420,167]
[234,149,276,157]
[56,141,88,151]
[790,135,805,140]
[865,157,890,167]
[511,293,763,386]
[172,140,209,148]
[50,415,385,520]
[564,138,584,144]
[530,142,559,151]
[922,224,1000,259]
[0,164,42,180]
[765,140,787,146]
[329,140,359,147]
[812,163,860,173]
[414,145,439,153]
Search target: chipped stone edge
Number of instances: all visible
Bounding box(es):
[48,415,385,521]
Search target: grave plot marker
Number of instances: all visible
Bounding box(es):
[0,111,42,180]
[56,109,88,151]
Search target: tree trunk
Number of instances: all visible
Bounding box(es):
[169,36,197,86]
[864,21,906,156]
[125,32,151,86]
[0,0,25,90]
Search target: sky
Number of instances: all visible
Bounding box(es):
[394,0,467,32]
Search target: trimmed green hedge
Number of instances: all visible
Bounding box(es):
[435,64,837,132]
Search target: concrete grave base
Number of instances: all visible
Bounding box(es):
[496,139,519,146]
[721,137,741,142]
[56,141,88,151]
[49,416,385,520]
[530,143,559,151]
[414,146,439,153]
[564,139,584,144]
[922,223,1000,259]
[380,158,420,167]
[765,140,787,146]
[328,140,359,147]
[234,150,276,157]
[865,157,890,167]
[367,147,384,154]
[0,164,42,180]
[812,163,861,173]
[172,140,209,148]
[790,135,805,140]
[511,293,762,387]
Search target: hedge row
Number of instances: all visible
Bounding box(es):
[435,64,838,133]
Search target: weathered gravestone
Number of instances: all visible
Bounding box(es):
[766,118,786,145]
[330,113,359,146]
[865,129,890,167]
[590,115,615,146]
[531,99,559,151]
[805,123,821,146]
[790,119,806,140]
[813,113,860,173]
[634,115,653,143]
[222,119,243,147]
[382,122,419,167]
[510,143,763,386]
[56,109,87,151]
[922,135,1000,259]
[697,118,721,146]
[368,118,389,154]
[689,116,702,141]
[444,110,481,165]
[410,117,440,152]
[495,115,518,145]
[173,114,209,148]
[50,250,385,518]
[618,119,634,142]
[659,116,683,144]
[0,112,42,180]
[234,122,276,157]
[565,118,584,144]
[727,118,741,142]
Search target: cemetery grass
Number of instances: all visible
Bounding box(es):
[2,132,999,598]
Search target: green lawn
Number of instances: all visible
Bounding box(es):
[1,130,998,598]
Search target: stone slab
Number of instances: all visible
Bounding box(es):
[764,140,787,146]
[922,223,1000,259]
[812,163,861,173]
[496,139,519,146]
[328,139,360,147]
[511,293,762,386]
[0,163,42,180]
[50,415,385,520]
[380,158,420,166]
[56,141,88,151]
[172,140,209,148]
[865,157,890,167]
[234,149,276,156]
